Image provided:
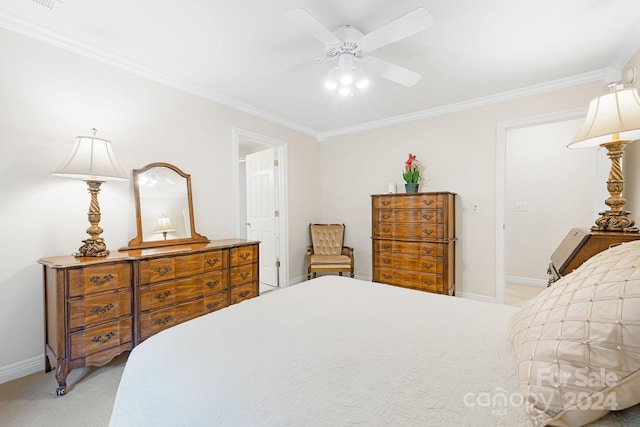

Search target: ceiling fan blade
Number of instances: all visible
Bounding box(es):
[363,56,422,87]
[284,8,341,45]
[358,7,433,53]
[266,57,326,76]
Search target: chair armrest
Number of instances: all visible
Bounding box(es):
[342,246,354,256]
[307,246,313,255]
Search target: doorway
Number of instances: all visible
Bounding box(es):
[232,128,289,292]
[495,108,608,303]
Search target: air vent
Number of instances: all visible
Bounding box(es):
[31,0,62,9]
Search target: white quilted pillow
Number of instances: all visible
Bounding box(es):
[508,240,640,426]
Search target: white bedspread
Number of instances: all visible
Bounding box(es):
[109,276,640,426]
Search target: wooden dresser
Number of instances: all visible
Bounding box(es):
[371,192,456,295]
[38,239,259,395]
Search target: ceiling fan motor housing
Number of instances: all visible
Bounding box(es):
[325,25,364,59]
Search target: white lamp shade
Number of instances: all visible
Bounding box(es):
[569,86,640,148]
[153,216,176,233]
[51,134,128,181]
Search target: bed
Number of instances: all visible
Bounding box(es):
[110,242,640,426]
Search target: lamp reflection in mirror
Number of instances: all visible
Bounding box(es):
[153,215,176,240]
[568,83,640,233]
[51,128,128,256]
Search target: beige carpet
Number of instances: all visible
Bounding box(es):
[0,352,127,427]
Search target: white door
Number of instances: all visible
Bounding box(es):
[245,148,278,287]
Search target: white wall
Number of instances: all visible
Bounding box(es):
[0,27,320,382]
[505,119,597,282]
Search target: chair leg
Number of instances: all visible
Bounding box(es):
[339,272,342,276]
[350,272,354,278]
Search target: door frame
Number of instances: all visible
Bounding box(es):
[232,127,290,288]
[495,107,587,303]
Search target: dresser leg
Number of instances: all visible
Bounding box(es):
[55,361,68,396]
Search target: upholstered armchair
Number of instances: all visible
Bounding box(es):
[306,223,354,280]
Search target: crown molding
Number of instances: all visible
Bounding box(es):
[317,70,604,141]
[0,10,320,139]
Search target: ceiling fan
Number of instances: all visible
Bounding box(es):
[283,7,434,93]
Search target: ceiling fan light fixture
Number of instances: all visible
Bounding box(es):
[338,85,352,96]
[324,67,339,90]
[354,68,369,89]
[338,54,354,85]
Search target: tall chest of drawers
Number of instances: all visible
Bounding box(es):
[39,239,259,395]
[371,192,456,295]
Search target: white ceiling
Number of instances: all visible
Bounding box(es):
[1,0,640,139]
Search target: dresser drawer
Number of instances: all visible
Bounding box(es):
[374,240,443,257]
[374,209,443,224]
[139,253,210,284]
[174,271,228,301]
[70,317,132,360]
[204,291,229,313]
[138,299,210,341]
[68,263,131,297]
[203,250,227,271]
[374,267,444,293]
[373,223,444,240]
[230,282,258,304]
[230,263,258,286]
[68,290,132,330]
[139,282,176,312]
[373,194,444,209]
[374,254,443,274]
[230,245,258,266]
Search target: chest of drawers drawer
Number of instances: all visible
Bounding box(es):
[374,253,443,274]
[230,263,258,286]
[374,240,443,257]
[374,209,443,224]
[374,267,444,293]
[373,194,444,209]
[230,282,258,304]
[373,223,444,240]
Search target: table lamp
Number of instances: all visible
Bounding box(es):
[51,129,128,256]
[153,215,176,240]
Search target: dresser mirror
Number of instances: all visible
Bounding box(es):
[123,162,209,250]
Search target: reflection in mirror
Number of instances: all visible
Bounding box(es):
[122,162,208,250]
[138,166,190,242]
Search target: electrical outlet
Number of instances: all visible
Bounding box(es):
[472,203,479,213]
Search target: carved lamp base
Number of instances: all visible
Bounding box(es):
[592,210,639,233]
[75,237,109,257]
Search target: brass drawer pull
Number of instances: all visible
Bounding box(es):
[91,331,115,344]
[423,248,436,254]
[381,201,391,206]
[422,229,434,235]
[382,244,392,250]
[154,315,173,326]
[422,263,435,269]
[240,252,251,260]
[382,214,391,220]
[422,214,433,220]
[206,280,220,289]
[206,258,219,267]
[382,228,391,233]
[207,301,220,311]
[422,279,434,285]
[422,200,434,206]
[89,274,113,286]
[90,303,114,315]
[239,291,250,298]
[383,274,392,279]
[154,290,172,301]
[382,259,392,264]
[153,266,172,276]
[240,272,250,280]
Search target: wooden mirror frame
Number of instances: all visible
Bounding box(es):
[122,162,209,250]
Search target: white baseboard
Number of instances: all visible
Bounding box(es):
[506,275,548,288]
[456,291,497,304]
[0,355,43,385]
